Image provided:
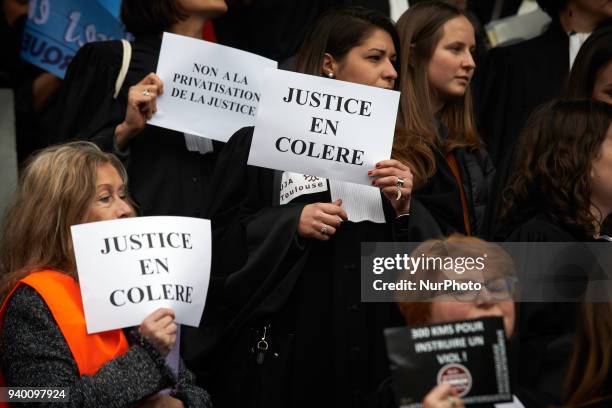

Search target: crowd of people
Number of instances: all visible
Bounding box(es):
[0,0,611,407]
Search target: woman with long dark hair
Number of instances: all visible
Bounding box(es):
[502,99,612,406]
[503,101,612,240]
[483,25,612,241]
[183,7,413,408]
[559,29,612,408]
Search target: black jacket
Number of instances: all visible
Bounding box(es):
[52,35,221,217]
[506,213,605,406]
[474,19,569,166]
[183,126,410,408]
[408,121,495,240]
[1,285,211,408]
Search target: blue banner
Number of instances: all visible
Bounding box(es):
[98,0,121,18]
[21,0,126,79]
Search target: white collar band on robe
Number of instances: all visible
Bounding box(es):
[568,31,591,69]
[184,133,214,155]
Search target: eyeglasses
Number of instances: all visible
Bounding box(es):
[436,277,518,302]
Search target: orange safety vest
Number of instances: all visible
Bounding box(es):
[0,270,129,406]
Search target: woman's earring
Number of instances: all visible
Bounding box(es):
[327,71,334,78]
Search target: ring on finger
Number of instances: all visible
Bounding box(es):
[396,177,405,201]
[448,396,457,408]
[142,89,151,96]
[320,225,328,236]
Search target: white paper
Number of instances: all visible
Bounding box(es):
[389,0,409,22]
[330,180,385,223]
[149,32,277,142]
[279,172,328,205]
[248,68,399,186]
[71,216,211,334]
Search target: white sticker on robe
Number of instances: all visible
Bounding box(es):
[280,172,328,205]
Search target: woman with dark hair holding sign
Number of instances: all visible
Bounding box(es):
[51,0,227,218]
[393,1,494,240]
[0,142,210,407]
[182,6,413,408]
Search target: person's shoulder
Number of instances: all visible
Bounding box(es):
[72,40,124,67]
[225,126,255,151]
[2,284,53,331]
[5,284,46,312]
[506,213,576,242]
[489,22,563,59]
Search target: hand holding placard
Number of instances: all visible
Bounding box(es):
[149,33,277,142]
[369,159,413,215]
[423,384,464,408]
[248,68,399,185]
[115,73,164,150]
[384,317,512,407]
[71,216,211,334]
[139,308,177,357]
[298,199,348,241]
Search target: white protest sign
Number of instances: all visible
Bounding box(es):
[248,68,399,185]
[149,32,277,142]
[71,216,211,334]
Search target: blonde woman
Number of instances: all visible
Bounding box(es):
[0,142,209,407]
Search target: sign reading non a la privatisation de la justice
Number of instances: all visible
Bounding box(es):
[148,32,277,142]
[248,68,400,186]
[71,216,211,334]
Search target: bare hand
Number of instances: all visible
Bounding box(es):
[32,72,61,112]
[115,72,164,149]
[138,394,184,408]
[369,159,413,215]
[298,199,348,241]
[423,384,465,408]
[139,308,177,356]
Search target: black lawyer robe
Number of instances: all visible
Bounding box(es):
[506,213,607,406]
[182,126,408,408]
[52,35,221,217]
[215,0,390,63]
[475,20,568,240]
[477,19,612,240]
[474,19,569,167]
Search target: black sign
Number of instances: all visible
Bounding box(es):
[384,317,512,407]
